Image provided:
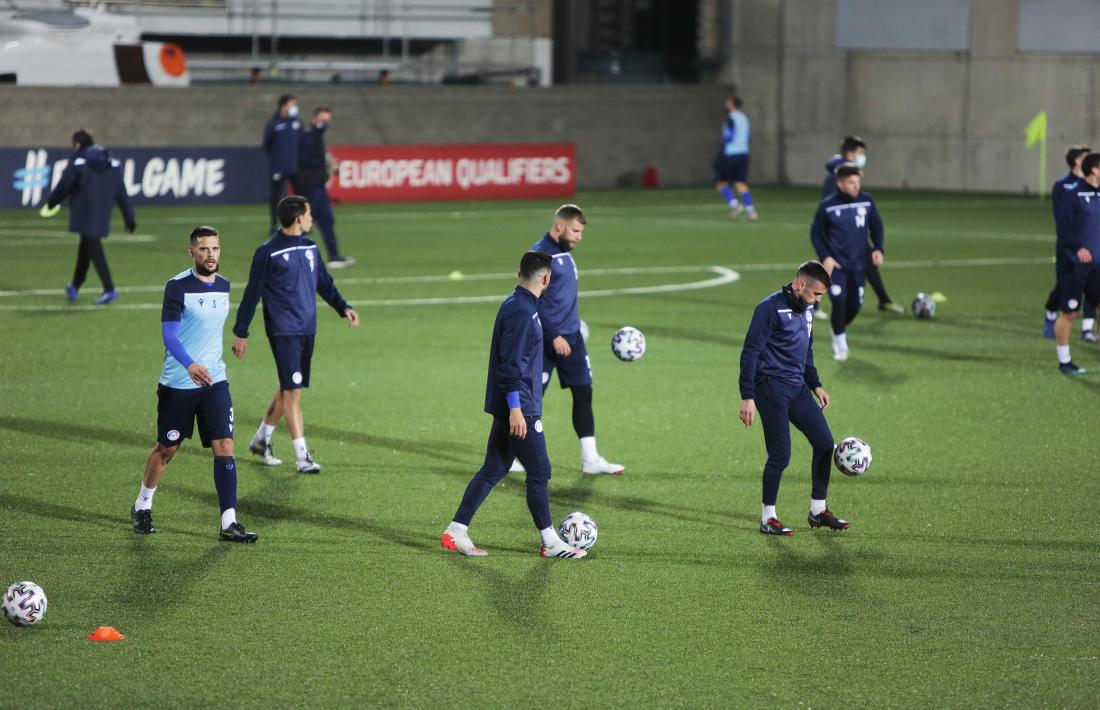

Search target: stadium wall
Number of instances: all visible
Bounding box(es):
[721,0,1100,193]
[0,85,722,192]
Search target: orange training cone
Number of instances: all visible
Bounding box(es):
[87,626,125,642]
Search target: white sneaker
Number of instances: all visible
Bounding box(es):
[582,457,624,475]
[327,256,357,269]
[540,541,587,559]
[296,453,321,474]
[832,342,849,361]
[816,308,828,319]
[441,528,488,556]
[509,459,525,473]
[248,435,283,466]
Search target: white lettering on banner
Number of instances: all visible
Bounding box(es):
[126,157,226,199]
[455,157,571,191]
[338,159,454,189]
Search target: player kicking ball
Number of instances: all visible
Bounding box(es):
[441,251,587,559]
[131,226,257,543]
[738,261,849,535]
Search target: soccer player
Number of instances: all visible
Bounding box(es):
[131,226,257,542]
[712,95,757,220]
[296,106,355,269]
[46,130,136,305]
[822,136,903,315]
[262,95,302,231]
[515,204,622,476]
[441,250,587,559]
[810,163,886,361]
[1053,152,1100,375]
[233,195,360,472]
[739,261,847,536]
[1044,145,1097,342]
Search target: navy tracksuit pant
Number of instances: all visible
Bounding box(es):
[754,378,834,505]
[300,185,342,262]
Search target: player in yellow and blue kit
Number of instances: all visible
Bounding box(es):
[131,226,257,542]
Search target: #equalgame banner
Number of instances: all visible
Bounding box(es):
[327,143,576,203]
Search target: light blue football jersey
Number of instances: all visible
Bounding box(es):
[160,269,230,390]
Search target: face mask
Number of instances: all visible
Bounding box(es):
[854,154,867,169]
[314,122,327,130]
[287,105,299,118]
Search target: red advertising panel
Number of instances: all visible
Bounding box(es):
[327,143,575,203]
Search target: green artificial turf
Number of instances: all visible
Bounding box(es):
[0,188,1096,707]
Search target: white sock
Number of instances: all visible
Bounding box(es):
[292,437,309,459]
[728,198,740,208]
[811,499,827,515]
[1046,310,1058,320]
[579,436,598,462]
[447,521,469,535]
[259,422,276,443]
[1057,344,1072,364]
[762,504,776,524]
[220,508,237,529]
[135,485,156,511]
[833,332,848,350]
[539,526,563,547]
[1083,318,1095,332]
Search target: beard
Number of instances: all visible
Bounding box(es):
[195,261,219,276]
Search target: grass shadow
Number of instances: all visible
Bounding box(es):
[0,415,203,458]
[444,556,556,634]
[307,424,480,464]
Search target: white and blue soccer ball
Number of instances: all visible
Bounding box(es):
[611,326,646,362]
[3,582,48,626]
[558,511,599,549]
[912,293,936,319]
[834,437,872,476]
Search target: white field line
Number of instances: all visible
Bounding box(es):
[0,233,158,246]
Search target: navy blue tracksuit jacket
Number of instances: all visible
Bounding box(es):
[810,190,884,271]
[1063,181,1100,264]
[262,112,302,178]
[46,145,134,239]
[822,154,847,197]
[484,286,545,418]
[232,231,350,338]
[739,285,822,400]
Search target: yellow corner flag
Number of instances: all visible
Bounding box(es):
[1025,111,1047,199]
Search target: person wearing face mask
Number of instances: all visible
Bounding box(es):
[822,136,903,315]
[296,106,354,269]
[262,95,302,232]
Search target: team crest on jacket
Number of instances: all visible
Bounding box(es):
[534,419,544,433]
[306,249,315,272]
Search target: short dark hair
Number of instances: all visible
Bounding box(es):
[834,162,861,179]
[277,195,310,227]
[1082,153,1100,177]
[1066,145,1091,168]
[555,204,587,225]
[189,225,219,243]
[72,130,93,148]
[797,260,831,288]
[277,94,296,109]
[519,250,552,281]
[313,106,331,117]
[730,95,742,109]
[841,135,867,153]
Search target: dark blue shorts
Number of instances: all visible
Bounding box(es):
[1056,261,1100,313]
[828,268,865,307]
[543,331,592,389]
[268,335,314,390]
[156,380,234,448]
[712,153,749,183]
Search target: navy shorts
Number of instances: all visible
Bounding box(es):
[828,268,865,309]
[543,331,592,389]
[1056,261,1100,313]
[712,153,749,183]
[268,335,314,389]
[156,380,234,448]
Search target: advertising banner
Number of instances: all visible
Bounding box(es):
[327,143,576,203]
[1,146,267,209]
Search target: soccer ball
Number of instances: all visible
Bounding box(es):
[3,582,48,626]
[611,326,646,362]
[579,319,590,343]
[912,292,936,319]
[834,437,872,476]
[558,511,599,549]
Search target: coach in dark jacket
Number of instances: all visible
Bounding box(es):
[47,130,136,305]
[262,95,302,231]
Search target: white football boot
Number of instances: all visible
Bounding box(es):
[440,525,488,556]
[540,540,587,559]
[509,459,525,473]
[296,452,322,474]
[248,434,283,466]
[582,456,624,475]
